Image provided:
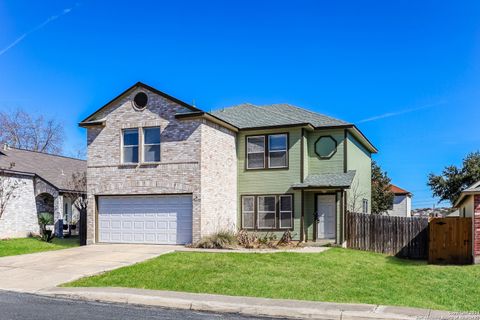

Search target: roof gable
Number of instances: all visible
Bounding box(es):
[389,184,411,195]
[80,82,201,125]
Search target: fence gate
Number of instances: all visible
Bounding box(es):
[429,217,472,265]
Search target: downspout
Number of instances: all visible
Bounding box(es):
[300,128,305,242]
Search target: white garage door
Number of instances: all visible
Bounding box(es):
[98,195,192,244]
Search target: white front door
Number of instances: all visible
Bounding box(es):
[317,194,336,239]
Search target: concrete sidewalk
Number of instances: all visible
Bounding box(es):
[39,287,455,320]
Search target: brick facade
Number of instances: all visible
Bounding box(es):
[86,87,237,244]
[474,195,480,258]
[0,175,40,239]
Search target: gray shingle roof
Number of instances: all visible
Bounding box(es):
[292,171,356,189]
[0,145,86,192]
[211,103,350,129]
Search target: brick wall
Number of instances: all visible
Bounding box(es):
[200,122,237,235]
[85,87,237,244]
[474,195,480,257]
[0,175,40,238]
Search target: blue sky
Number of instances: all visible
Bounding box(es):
[1,1,479,208]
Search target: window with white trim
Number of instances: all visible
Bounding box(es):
[257,196,276,229]
[143,127,160,162]
[279,195,293,228]
[268,134,287,168]
[123,128,139,163]
[241,195,293,230]
[246,136,265,169]
[242,196,255,229]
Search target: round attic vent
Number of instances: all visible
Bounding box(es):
[133,92,148,110]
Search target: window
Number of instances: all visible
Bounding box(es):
[257,196,276,229]
[279,195,293,228]
[143,127,160,162]
[242,196,255,229]
[241,194,293,230]
[246,133,288,169]
[123,129,139,163]
[362,199,368,214]
[246,136,265,169]
[268,134,288,168]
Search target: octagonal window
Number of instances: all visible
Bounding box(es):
[315,136,337,159]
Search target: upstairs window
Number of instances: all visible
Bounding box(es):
[268,134,287,168]
[246,136,265,169]
[143,127,161,162]
[246,133,288,169]
[123,129,139,163]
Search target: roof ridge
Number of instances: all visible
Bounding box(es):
[1,144,86,162]
[263,103,350,125]
[255,104,311,124]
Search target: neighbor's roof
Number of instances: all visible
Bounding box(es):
[211,103,350,129]
[292,171,356,189]
[0,145,86,192]
[453,180,480,207]
[390,184,411,195]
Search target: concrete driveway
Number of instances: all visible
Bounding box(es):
[0,244,177,293]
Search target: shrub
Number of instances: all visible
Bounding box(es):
[38,212,54,242]
[278,230,293,246]
[194,230,237,249]
[236,230,257,248]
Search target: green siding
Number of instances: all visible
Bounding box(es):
[307,129,345,174]
[237,128,302,240]
[236,126,372,241]
[346,132,372,213]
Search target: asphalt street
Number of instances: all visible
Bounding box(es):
[0,290,274,320]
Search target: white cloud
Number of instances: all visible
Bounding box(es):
[0,3,79,57]
[358,101,446,124]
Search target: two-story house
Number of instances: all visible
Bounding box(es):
[80,82,376,245]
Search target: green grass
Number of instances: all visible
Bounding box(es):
[0,237,79,257]
[65,248,480,311]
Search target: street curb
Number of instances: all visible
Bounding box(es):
[37,287,450,320]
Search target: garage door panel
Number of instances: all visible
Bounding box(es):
[98,195,192,245]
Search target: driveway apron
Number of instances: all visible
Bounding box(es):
[0,244,177,292]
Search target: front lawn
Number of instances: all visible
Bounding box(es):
[0,237,79,257]
[65,248,480,311]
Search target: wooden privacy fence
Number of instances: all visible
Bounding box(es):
[346,212,429,259]
[429,217,472,265]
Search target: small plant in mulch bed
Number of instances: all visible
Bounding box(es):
[257,233,277,248]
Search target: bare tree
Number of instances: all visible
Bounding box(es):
[63,171,87,216]
[348,180,366,213]
[0,109,64,154]
[63,172,87,245]
[0,164,26,219]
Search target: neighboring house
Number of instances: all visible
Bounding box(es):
[0,145,86,239]
[80,82,376,245]
[386,184,412,217]
[453,180,480,263]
